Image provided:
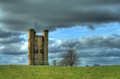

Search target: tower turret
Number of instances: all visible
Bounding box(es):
[28,28,36,65]
[42,30,49,65]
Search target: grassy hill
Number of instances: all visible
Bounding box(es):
[0,65,120,79]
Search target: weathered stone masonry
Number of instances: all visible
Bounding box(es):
[28,29,48,65]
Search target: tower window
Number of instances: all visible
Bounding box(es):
[34,45,38,53]
[40,49,44,53]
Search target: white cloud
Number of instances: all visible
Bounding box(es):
[20,41,27,52]
[49,34,120,65]
[0,46,5,50]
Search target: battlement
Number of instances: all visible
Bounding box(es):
[28,28,35,31]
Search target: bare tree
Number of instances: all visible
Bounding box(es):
[52,60,57,66]
[58,48,79,66]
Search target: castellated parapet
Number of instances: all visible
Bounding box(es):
[28,29,49,65]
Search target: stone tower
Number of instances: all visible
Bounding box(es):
[28,29,49,65]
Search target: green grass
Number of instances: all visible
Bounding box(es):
[0,65,120,79]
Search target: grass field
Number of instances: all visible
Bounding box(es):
[0,65,120,79]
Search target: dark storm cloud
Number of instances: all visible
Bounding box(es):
[0,36,25,44]
[79,36,120,49]
[0,29,26,64]
[0,0,120,31]
[0,30,26,55]
[0,29,22,38]
[0,29,25,44]
[0,43,27,55]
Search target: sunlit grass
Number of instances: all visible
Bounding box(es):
[0,65,120,79]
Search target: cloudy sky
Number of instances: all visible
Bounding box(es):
[0,0,120,66]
